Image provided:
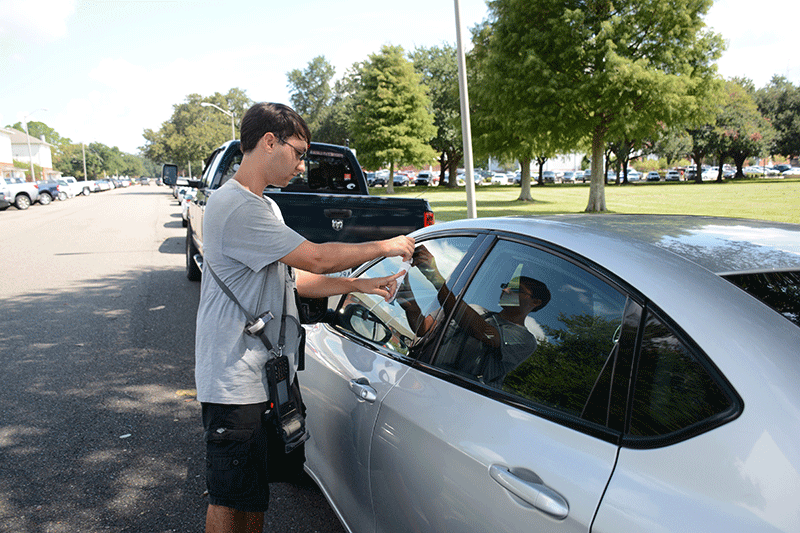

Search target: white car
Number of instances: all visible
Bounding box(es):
[491,173,512,185]
[782,167,800,176]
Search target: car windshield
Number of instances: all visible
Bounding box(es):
[723,270,800,327]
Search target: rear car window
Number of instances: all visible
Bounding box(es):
[723,271,800,327]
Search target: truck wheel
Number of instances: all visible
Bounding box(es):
[186,224,202,281]
[58,192,68,201]
[15,195,31,210]
[38,192,52,205]
[82,188,91,196]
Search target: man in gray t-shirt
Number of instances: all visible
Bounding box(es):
[198,103,414,533]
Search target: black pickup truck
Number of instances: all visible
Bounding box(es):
[163,140,434,283]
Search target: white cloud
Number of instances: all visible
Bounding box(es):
[0,0,76,43]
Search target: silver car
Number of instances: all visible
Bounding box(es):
[300,215,800,533]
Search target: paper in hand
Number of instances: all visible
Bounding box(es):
[387,259,413,303]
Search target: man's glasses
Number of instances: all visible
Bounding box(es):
[278,138,307,161]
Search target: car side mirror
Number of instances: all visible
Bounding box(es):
[162,164,178,186]
[340,303,392,344]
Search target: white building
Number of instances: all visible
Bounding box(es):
[3,128,59,181]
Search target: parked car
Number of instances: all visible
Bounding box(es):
[300,214,800,533]
[138,177,151,185]
[625,169,641,182]
[34,181,65,204]
[542,170,558,183]
[781,167,800,176]
[582,169,592,182]
[561,171,577,183]
[665,169,682,181]
[0,176,39,210]
[180,188,196,227]
[646,171,661,181]
[415,170,434,186]
[95,179,112,191]
[491,172,512,185]
[393,173,409,187]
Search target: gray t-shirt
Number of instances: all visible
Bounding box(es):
[195,179,306,404]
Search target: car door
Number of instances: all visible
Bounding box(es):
[369,235,639,533]
[301,235,479,533]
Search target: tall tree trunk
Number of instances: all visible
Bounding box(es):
[517,156,534,201]
[692,154,704,184]
[448,157,459,189]
[585,129,607,212]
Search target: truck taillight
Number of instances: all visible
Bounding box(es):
[424,211,435,227]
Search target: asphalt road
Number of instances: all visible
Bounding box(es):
[0,186,345,533]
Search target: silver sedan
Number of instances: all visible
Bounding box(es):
[300,215,800,533]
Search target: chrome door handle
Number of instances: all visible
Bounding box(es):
[349,378,377,403]
[489,465,569,519]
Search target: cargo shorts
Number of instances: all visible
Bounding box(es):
[202,402,270,513]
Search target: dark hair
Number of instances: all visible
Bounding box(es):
[520,276,551,311]
[239,102,311,153]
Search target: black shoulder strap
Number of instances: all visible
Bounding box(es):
[206,262,300,354]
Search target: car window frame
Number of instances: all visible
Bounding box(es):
[621,301,744,449]
[326,230,489,365]
[410,230,642,443]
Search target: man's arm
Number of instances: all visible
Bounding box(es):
[281,236,414,275]
[295,269,405,301]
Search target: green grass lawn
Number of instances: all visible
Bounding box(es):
[375,177,800,224]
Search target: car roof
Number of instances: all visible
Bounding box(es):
[425,214,800,276]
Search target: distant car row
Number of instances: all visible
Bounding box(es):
[363,164,800,189]
[0,176,160,212]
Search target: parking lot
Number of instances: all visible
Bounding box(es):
[0,186,344,532]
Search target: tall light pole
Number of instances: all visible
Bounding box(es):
[454,0,477,218]
[201,102,236,140]
[23,108,47,181]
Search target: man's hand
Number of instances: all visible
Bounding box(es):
[353,270,407,302]
[382,236,415,262]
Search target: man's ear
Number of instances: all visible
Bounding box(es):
[261,132,277,152]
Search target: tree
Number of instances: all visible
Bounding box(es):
[351,45,436,193]
[312,61,364,146]
[756,76,800,160]
[481,0,724,211]
[468,21,560,201]
[287,56,336,133]
[142,88,252,175]
[411,44,462,188]
[717,80,775,178]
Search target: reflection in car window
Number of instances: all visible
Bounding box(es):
[629,311,732,437]
[724,271,800,327]
[431,239,628,421]
[337,237,474,356]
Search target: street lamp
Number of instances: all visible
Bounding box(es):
[201,102,236,141]
[23,108,47,181]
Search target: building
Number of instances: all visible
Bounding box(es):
[1,127,60,181]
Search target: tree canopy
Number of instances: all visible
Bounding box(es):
[479,0,724,210]
[351,45,437,193]
[142,88,252,175]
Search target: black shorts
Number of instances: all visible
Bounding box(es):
[202,402,270,513]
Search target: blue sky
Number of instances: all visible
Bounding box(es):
[2,0,798,155]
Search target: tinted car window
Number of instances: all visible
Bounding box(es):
[431,239,628,420]
[724,271,800,327]
[280,149,360,193]
[336,237,474,356]
[629,310,733,438]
